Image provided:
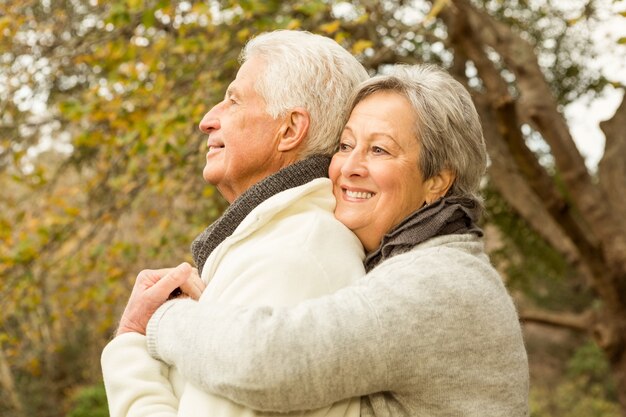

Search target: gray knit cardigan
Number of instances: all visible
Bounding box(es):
[148,233,529,417]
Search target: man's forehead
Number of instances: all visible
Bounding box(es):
[225,79,246,97]
[227,70,256,96]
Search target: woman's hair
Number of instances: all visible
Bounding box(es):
[240,30,369,158]
[350,64,487,202]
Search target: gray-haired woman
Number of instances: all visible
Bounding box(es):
[146,64,530,417]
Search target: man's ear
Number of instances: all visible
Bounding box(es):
[278,107,310,152]
[424,169,456,204]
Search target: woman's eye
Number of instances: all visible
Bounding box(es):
[338,142,352,151]
[372,146,387,155]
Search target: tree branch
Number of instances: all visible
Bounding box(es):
[472,93,589,273]
[599,92,626,233]
[446,0,626,312]
[442,5,594,279]
[519,307,593,333]
[453,0,626,267]
[0,346,24,416]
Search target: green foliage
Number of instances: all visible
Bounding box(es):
[567,341,617,399]
[531,380,620,417]
[1,0,623,416]
[475,0,614,104]
[531,341,619,416]
[65,384,109,417]
[483,186,593,311]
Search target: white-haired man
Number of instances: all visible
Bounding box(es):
[101,30,368,417]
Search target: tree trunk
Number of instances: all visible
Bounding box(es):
[599,94,626,414]
[0,346,24,417]
[441,1,626,413]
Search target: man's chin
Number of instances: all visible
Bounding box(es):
[202,168,222,186]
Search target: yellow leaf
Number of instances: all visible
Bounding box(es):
[237,28,251,43]
[319,20,341,35]
[128,0,143,12]
[355,13,369,24]
[287,19,302,30]
[159,217,171,230]
[107,266,124,278]
[202,186,215,197]
[334,31,349,44]
[566,16,582,26]
[352,39,373,55]
[0,16,12,35]
[169,44,184,55]
[64,207,80,217]
[27,358,42,376]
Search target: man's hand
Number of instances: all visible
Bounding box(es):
[116,262,194,336]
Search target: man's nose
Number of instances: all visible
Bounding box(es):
[198,106,221,133]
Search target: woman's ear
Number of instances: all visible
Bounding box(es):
[278,107,310,152]
[424,169,456,203]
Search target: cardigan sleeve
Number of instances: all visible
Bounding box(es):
[147,237,529,416]
[147,279,387,413]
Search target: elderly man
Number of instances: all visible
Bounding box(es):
[101,30,368,417]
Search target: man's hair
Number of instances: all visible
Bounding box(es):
[240,30,369,158]
[350,64,487,202]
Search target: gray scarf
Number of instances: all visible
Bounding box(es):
[191,155,331,273]
[364,196,483,272]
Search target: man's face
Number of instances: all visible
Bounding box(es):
[198,57,285,202]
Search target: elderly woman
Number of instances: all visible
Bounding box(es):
[141,64,529,416]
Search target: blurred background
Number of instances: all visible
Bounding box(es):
[1,1,625,416]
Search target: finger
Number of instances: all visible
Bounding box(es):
[147,263,192,300]
[180,281,202,300]
[136,267,176,287]
[189,269,206,292]
[194,278,206,294]
[180,272,206,300]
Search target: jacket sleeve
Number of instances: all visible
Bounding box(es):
[146,279,387,413]
[101,332,179,417]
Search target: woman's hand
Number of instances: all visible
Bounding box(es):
[116,262,195,336]
[179,267,206,300]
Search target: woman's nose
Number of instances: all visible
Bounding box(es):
[198,106,220,133]
[341,151,368,177]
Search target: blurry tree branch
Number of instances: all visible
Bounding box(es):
[519,307,593,333]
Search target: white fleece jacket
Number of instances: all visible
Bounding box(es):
[101,178,366,417]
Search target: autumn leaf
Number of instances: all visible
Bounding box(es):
[319,20,341,34]
[351,39,373,55]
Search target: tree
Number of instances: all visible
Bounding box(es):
[1,0,625,416]
[437,2,626,413]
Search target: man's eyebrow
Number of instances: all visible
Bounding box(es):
[225,85,239,97]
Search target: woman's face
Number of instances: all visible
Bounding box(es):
[329,91,429,253]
